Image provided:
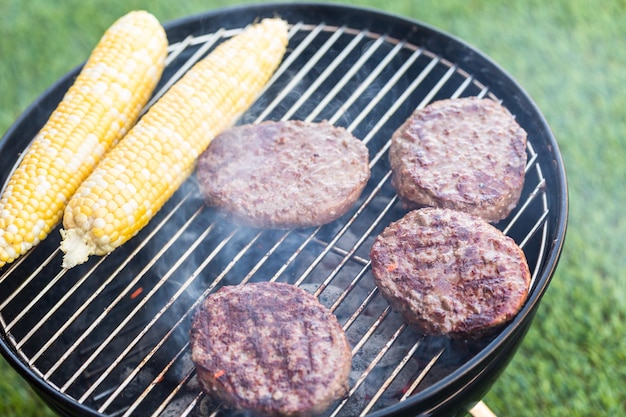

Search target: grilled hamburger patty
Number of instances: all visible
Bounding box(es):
[389,97,527,223]
[190,282,352,417]
[196,120,370,228]
[369,208,531,338]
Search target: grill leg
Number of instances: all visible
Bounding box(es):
[469,401,497,417]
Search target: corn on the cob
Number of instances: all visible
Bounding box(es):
[60,18,289,268]
[0,11,167,268]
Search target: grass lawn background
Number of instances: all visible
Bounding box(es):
[0,0,624,416]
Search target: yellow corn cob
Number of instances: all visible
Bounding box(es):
[0,11,167,268]
[60,18,289,268]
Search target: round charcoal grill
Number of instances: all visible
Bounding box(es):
[0,3,567,417]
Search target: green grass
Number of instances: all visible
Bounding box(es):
[1,0,624,416]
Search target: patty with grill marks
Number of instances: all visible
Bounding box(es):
[369,207,531,338]
[196,120,370,229]
[190,282,352,417]
[389,97,527,223]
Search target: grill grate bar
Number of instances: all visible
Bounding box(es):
[119,229,270,414]
[84,223,215,404]
[72,204,212,398]
[0,248,58,309]
[304,33,401,125]
[46,191,196,380]
[269,228,323,284]
[242,230,296,286]
[5,268,63,332]
[147,370,199,417]
[364,55,445,146]
[284,28,372,122]
[145,367,204,417]
[329,261,372,314]
[296,231,371,266]
[292,173,393,290]
[324,178,396,310]
[28,256,114,362]
[401,348,446,401]
[452,74,478,98]
[26,259,104,360]
[28,190,192,362]
[164,35,194,64]
[503,177,546,238]
[144,30,224,111]
[120,342,190,416]
[350,297,390,352]
[16,259,100,350]
[301,176,397,300]
[96,226,240,411]
[255,23,342,122]
[504,176,549,289]
[520,201,549,252]
[524,150,539,175]
[38,190,196,373]
[181,392,205,417]
[330,305,394,417]
[360,338,424,416]
[342,44,423,130]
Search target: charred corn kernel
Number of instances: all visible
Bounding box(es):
[0,11,168,268]
[60,18,289,268]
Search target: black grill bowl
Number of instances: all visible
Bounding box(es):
[0,3,567,417]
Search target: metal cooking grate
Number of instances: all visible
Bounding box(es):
[0,21,550,417]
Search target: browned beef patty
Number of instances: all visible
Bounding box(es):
[196,120,370,229]
[190,282,352,417]
[369,208,531,338]
[389,97,527,223]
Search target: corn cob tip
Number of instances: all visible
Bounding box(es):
[60,228,94,268]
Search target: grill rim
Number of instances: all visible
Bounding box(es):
[0,3,568,417]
